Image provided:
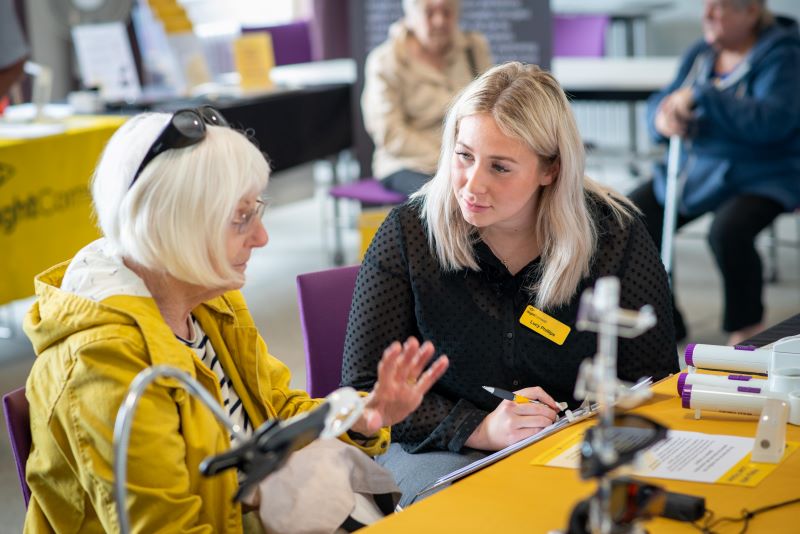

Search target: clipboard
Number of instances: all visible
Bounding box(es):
[414,376,655,500]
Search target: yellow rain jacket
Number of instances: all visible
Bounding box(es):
[23,245,389,533]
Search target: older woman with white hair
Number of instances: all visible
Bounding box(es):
[629,0,800,345]
[343,62,679,505]
[22,107,448,532]
[361,0,493,195]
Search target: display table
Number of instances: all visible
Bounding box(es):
[1,76,356,305]
[552,56,678,100]
[0,116,126,304]
[365,372,800,532]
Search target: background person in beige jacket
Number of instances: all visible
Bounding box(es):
[361,0,493,195]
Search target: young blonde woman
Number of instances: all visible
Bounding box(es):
[343,62,678,506]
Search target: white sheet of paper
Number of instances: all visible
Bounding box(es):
[72,23,142,102]
[546,430,755,483]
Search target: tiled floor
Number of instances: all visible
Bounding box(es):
[1,162,798,530]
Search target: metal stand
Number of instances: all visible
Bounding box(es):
[660,135,682,283]
[573,277,656,533]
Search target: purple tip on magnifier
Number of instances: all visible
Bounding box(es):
[681,384,693,409]
[677,372,687,395]
[684,344,696,367]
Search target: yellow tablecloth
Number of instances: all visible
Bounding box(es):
[0,116,126,304]
[366,375,800,533]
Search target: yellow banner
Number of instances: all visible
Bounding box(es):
[0,116,126,304]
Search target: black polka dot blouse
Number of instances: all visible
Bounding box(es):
[341,194,678,453]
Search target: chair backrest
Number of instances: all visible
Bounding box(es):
[243,20,313,66]
[296,265,360,398]
[329,178,408,206]
[553,15,610,57]
[3,386,31,507]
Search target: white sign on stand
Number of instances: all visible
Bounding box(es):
[72,22,142,103]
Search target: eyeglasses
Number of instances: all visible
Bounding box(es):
[232,198,268,235]
[129,106,230,190]
[579,413,668,479]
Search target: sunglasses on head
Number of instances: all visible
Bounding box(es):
[129,106,230,190]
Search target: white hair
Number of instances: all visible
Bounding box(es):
[418,62,634,310]
[727,0,773,31]
[402,0,460,17]
[91,112,270,288]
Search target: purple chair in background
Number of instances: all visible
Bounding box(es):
[553,15,618,159]
[329,179,407,265]
[296,265,361,398]
[243,20,313,65]
[3,386,31,508]
[553,15,610,57]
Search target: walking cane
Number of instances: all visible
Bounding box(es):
[660,135,682,286]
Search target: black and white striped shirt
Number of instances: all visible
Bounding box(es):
[177,315,253,444]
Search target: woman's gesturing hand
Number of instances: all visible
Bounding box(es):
[352,337,449,437]
[465,386,559,451]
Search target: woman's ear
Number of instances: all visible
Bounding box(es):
[541,157,559,186]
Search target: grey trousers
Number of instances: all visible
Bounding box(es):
[376,443,487,508]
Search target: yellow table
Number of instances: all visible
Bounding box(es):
[366,375,800,533]
[0,116,126,304]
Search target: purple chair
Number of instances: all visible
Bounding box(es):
[329,178,407,205]
[296,265,360,398]
[3,386,31,508]
[243,20,313,66]
[329,178,408,265]
[553,15,610,57]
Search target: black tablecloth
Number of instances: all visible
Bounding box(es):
[744,313,800,348]
[110,84,353,174]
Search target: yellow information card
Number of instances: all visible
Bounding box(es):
[519,305,571,345]
[530,427,798,487]
[233,32,275,92]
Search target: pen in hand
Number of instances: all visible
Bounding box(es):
[482,386,568,412]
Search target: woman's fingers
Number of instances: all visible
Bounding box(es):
[367,338,448,429]
[414,355,449,392]
[377,340,403,381]
[406,338,434,373]
[360,408,383,436]
[515,386,558,410]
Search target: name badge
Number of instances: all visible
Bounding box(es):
[519,305,570,345]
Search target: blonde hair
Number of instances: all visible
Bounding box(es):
[418,62,634,310]
[91,113,270,288]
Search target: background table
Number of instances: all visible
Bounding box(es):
[145,83,352,174]
[0,78,354,305]
[553,56,677,101]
